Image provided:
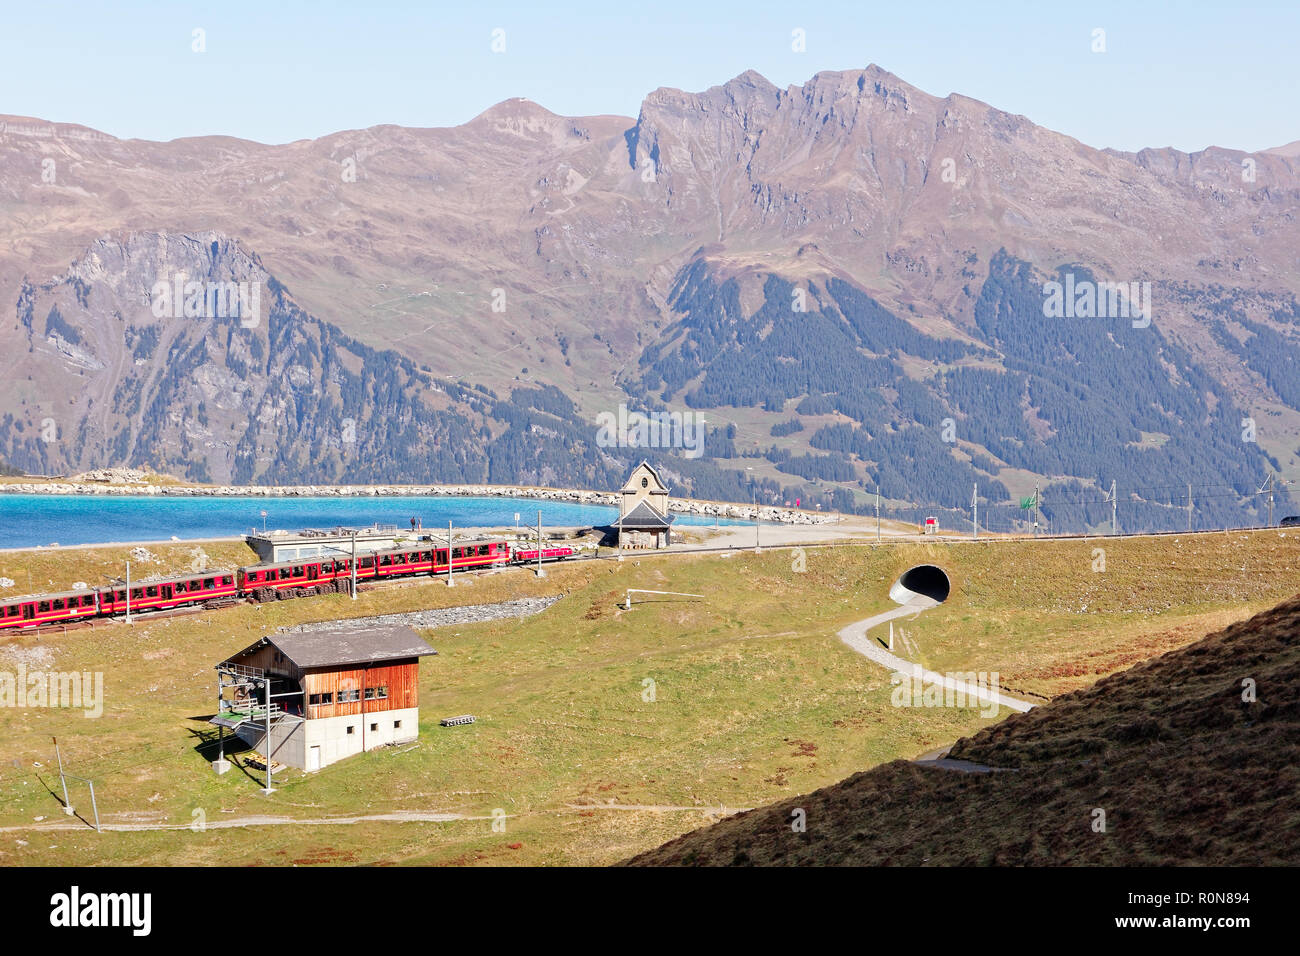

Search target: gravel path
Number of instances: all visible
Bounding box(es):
[837,598,1035,714]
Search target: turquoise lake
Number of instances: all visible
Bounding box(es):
[0,494,743,549]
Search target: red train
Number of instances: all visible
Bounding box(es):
[0,537,574,632]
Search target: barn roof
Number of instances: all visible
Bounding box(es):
[223,624,436,670]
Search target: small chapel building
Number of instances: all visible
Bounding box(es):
[615,461,675,549]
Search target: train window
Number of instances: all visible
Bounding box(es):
[116,591,126,602]
[380,555,391,566]
[38,601,50,613]
[279,568,291,580]
[421,551,431,561]
[3,606,14,617]
[360,557,373,568]
[437,550,447,563]
[478,545,489,557]
[53,599,65,611]
[146,586,158,597]
[203,578,215,588]
[292,566,304,577]
[82,595,95,607]
[132,588,144,600]
[222,576,233,585]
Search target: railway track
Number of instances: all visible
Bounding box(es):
[4,523,1288,639]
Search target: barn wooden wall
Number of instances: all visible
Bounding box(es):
[301,659,420,719]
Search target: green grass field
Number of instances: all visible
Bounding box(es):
[0,530,1295,865]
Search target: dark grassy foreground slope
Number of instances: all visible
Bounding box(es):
[627,593,1300,866]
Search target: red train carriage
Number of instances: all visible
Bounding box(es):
[510,545,576,563]
[1,570,237,630]
[238,539,513,598]
[1,588,100,630]
[95,572,238,617]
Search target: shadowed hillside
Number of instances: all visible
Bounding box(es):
[627,592,1300,865]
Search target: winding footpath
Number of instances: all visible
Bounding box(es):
[837,596,1035,714]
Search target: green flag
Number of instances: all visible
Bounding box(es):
[1020,494,1037,510]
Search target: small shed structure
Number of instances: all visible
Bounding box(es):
[213,624,435,772]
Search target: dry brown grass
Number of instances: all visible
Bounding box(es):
[629,593,1300,866]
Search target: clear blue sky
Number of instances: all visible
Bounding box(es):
[3,0,1295,153]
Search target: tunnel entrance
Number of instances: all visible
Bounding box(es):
[888,565,951,605]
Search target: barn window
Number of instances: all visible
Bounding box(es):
[346,725,355,735]
[393,720,402,730]
[309,692,334,706]
[338,687,360,702]
[369,723,378,733]
[365,686,388,700]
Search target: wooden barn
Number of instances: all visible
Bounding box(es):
[213,624,435,773]
[615,460,675,549]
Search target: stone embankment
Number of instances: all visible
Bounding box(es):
[1,476,836,526]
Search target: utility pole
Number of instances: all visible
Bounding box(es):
[124,561,132,624]
[260,676,274,795]
[350,531,357,600]
[1111,479,1118,536]
[446,520,454,588]
[1033,481,1040,536]
[536,510,545,578]
[1187,482,1193,533]
[876,486,881,543]
[1269,474,1275,528]
[972,483,978,539]
[55,737,70,814]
